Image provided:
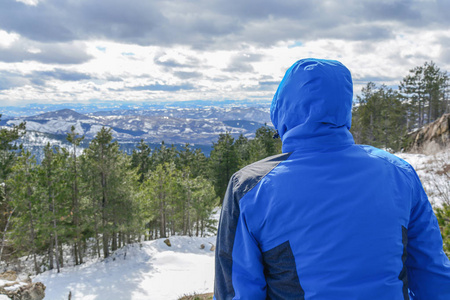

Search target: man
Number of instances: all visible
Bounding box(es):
[214,58,450,299]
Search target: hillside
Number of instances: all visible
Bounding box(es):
[33,236,216,300]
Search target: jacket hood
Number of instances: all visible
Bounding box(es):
[270,58,354,152]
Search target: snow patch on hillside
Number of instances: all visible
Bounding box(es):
[397,148,449,207]
[33,236,216,300]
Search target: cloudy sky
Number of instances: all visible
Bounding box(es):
[0,0,449,106]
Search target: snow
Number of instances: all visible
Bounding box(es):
[0,279,28,291]
[33,236,216,300]
[396,147,449,207]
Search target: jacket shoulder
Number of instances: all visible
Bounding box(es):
[357,145,420,191]
[229,152,292,202]
[357,145,413,172]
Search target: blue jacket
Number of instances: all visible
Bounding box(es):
[214,58,450,299]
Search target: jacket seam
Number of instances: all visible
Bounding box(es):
[238,152,292,207]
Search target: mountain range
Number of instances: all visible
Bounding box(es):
[0,105,273,160]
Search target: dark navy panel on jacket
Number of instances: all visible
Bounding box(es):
[214,153,292,300]
[262,241,305,299]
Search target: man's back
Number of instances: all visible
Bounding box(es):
[232,144,415,299]
[214,58,450,299]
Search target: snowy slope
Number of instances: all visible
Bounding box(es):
[397,147,449,207]
[33,236,216,300]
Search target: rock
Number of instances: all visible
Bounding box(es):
[1,282,46,300]
[19,282,46,300]
[200,244,205,249]
[407,113,450,153]
[164,239,171,247]
[210,244,215,252]
[0,270,17,281]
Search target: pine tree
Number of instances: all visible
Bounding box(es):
[176,144,195,236]
[82,127,139,257]
[152,141,177,168]
[234,134,251,167]
[0,116,26,257]
[131,139,152,183]
[66,126,85,265]
[351,83,407,151]
[141,163,180,238]
[7,150,41,273]
[399,61,449,130]
[209,132,240,203]
[254,125,281,157]
[83,127,120,258]
[0,115,25,183]
[190,148,208,179]
[40,143,64,272]
[191,177,219,237]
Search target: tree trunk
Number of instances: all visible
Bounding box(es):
[101,169,109,258]
[0,208,14,262]
[53,226,60,273]
[92,191,101,258]
[102,219,109,258]
[196,215,199,237]
[187,185,191,237]
[201,219,204,237]
[48,234,54,270]
[159,186,166,238]
[27,186,39,274]
[73,147,81,265]
[74,243,79,265]
[59,244,64,268]
[112,230,117,251]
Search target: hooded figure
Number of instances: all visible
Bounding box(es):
[214,58,450,300]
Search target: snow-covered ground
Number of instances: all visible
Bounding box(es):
[34,236,216,300]
[397,147,449,207]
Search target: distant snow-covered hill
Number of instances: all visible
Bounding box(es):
[2,106,272,159]
[6,107,270,143]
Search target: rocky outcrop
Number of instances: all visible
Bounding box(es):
[0,271,17,282]
[407,113,450,153]
[10,282,46,300]
[0,271,45,300]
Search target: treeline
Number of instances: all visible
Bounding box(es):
[0,121,280,274]
[351,61,449,151]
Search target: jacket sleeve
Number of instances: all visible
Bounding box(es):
[406,169,450,299]
[214,175,267,300]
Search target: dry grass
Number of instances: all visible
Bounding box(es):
[178,292,214,300]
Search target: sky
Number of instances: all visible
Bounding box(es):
[0,0,449,107]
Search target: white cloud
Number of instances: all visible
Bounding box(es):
[15,0,40,6]
[0,30,19,48]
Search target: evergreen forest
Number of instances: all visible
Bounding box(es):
[0,61,449,274]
